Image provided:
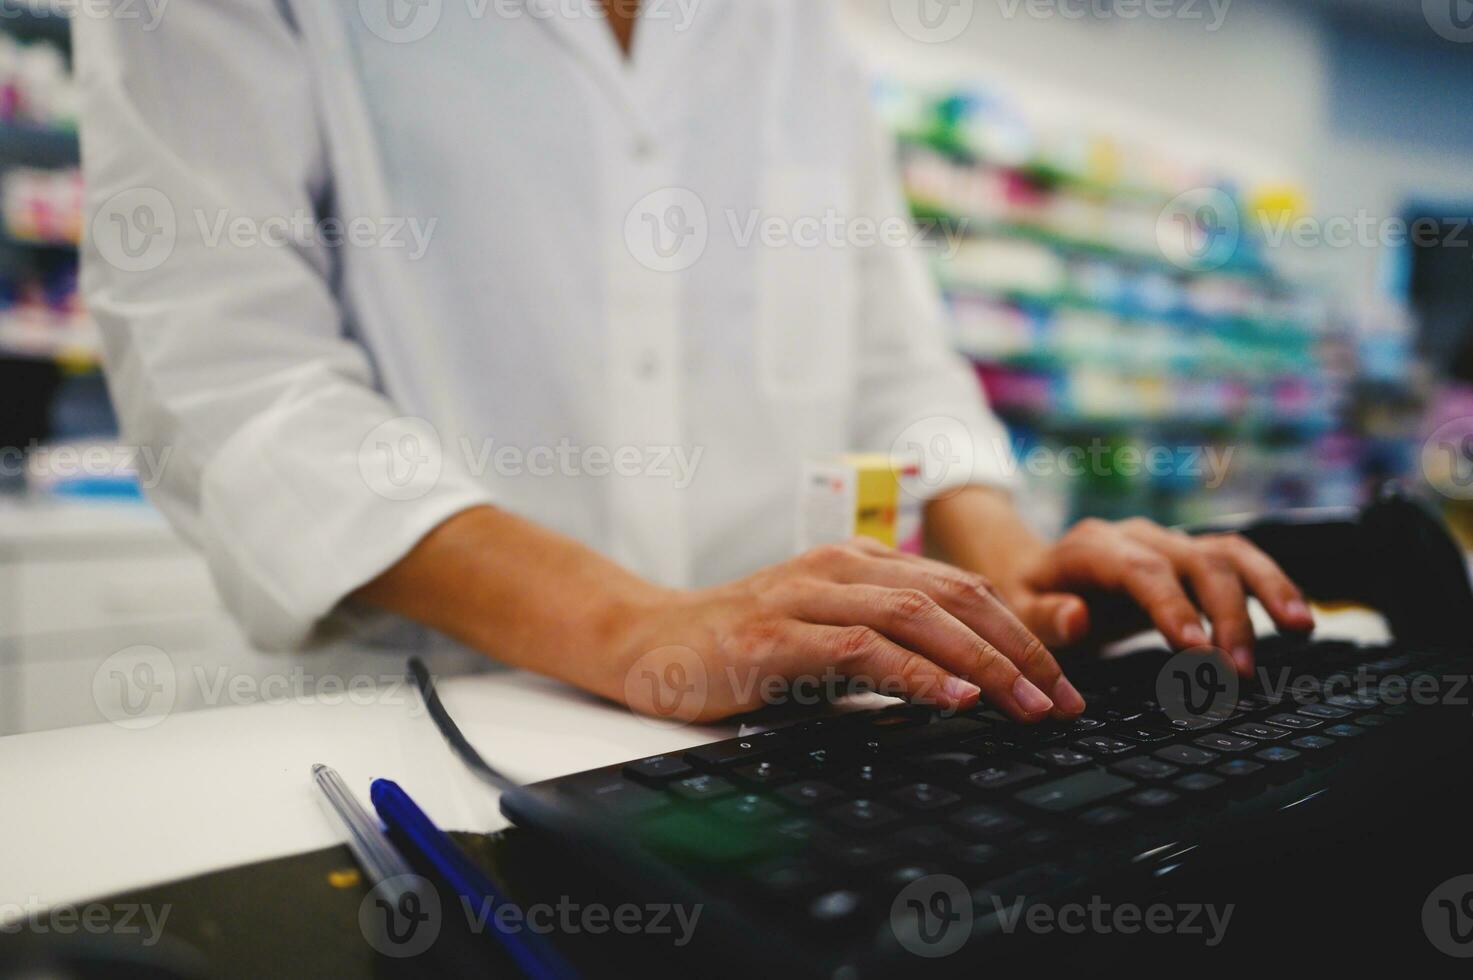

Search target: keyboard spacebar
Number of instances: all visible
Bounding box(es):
[1015,771,1136,812]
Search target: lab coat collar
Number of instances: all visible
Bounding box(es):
[520,0,713,135]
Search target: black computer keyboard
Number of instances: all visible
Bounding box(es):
[499,633,1473,976]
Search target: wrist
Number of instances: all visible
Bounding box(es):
[577,580,688,698]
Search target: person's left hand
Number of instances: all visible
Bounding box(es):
[998,517,1315,676]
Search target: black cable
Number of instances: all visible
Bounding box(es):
[407,657,519,793]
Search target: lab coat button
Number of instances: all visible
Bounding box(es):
[636,351,660,380]
[632,137,656,160]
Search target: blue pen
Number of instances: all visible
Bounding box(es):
[371,779,578,980]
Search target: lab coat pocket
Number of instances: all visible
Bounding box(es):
[753,170,857,403]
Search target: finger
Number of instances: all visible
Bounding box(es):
[1013,591,1091,649]
[1119,523,1254,675]
[774,621,980,712]
[777,619,1055,722]
[1211,535,1316,634]
[785,581,1064,719]
[1047,534,1207,650]
[810,545,1082,715]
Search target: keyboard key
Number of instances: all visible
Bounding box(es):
[1173,772,1225,794]
[1154,744,1219,767]
[1034,746,1093,769]
[1015,771,1136,813]
[1069,717,1107,733]
[867,716,987,751]
[826,799,902,833]
[1193,733,1256,753]
[574,778,669,817]
[1291,735,1337,752]
[886,864,941,888]
[817,839,892,868]
[1215,759,1265,779]
[1355,714,1391,728]
[846,763,903,789]
[1230,722,1292,741]
[1297,703,1351,720]
[1254,746,1302,765]
[806,890,865,926]
[1323,724,1366,739]
[950,805,1025,838]
[1073,735,1134,756]
[670,774,737,802]
[968,761,1046,793]
[957,842,1005,869]
[731,761,793,785]
[1115,726,1174,743]
[686,731,788,767]
[1078,805,1133,829]
[773,817,817,843]
[914,751,986,773]
[1325,693,1380,710]
[747,858,821,895]
[711,793,786,823]
[1266,712,1321,731]
[776,781,844,808]
[1128,788,1181,809]
[891,782,962,811]
[1018,827,1068,851]
[892,825,964,854]
[623,754,693,782]
[1110,756,1180,780]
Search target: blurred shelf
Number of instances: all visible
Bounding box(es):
[0,310,97,366]
[912,199,1280,284]
[3,226,77,248]
[0,123,77,167]
[994,408,1334,439]
[943,282,1320,344]
[898,129,1174,207]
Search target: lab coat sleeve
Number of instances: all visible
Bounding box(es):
[846,75,1018,497]
[76,0,494,651]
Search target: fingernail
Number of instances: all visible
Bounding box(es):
[1231,647,1254,677]
[943,677,981,706]
[1055,607,1077,643]
[1012,676,1054,717]
[1181,623,1209,647]
[1285,599,1312,623]
[1051,676,1086,714]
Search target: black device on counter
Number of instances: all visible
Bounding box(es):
[494,487,1473,977]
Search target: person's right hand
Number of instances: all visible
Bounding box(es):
[602,538,1086,725]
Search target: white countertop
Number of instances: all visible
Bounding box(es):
[0,607,1392,920]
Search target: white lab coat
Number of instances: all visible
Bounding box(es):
[76,0,1013,651]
